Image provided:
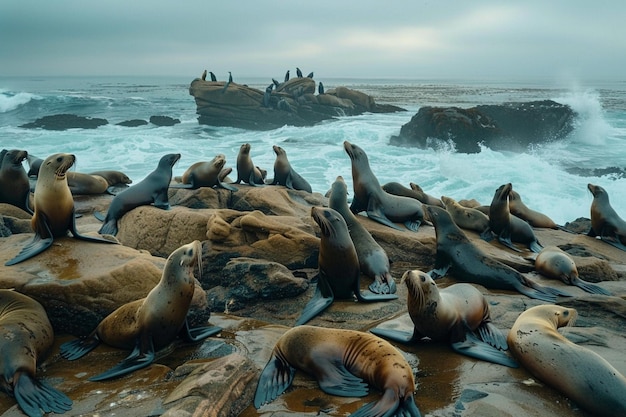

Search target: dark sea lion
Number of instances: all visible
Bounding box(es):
[67,172,109,195]
[232,143,265,186]
[26,154,43,177]
[328,176,396,294]
[508,189,560,229]
[296,207,397,325]
[534,246,611,295]
[5,153,116,266]
[0,289,73,417]
[441,195,490,234]
[0,149,32,213]
[426,205,569,303]
[508,305,626,416]
[170,154,237,191]
[96,153,180,236]
[60,240,222,381]
[486,183,543,253]
[254,325,421,417]
[344,141,424,231]
[587,183,626,251]
[371,270,517,367]
[381,181,444,208]
[269,145,312,192]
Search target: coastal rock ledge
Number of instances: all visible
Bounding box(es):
[390,100,577,153]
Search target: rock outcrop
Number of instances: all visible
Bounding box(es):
[19,113,108,130]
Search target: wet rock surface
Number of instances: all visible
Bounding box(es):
[1,184,625,417]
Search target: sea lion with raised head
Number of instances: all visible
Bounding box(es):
[269,145,312,192]
[0,289,73,417]
[381,182,444,208]
[409,182,445,207]
[328,176,396,294]
[5,153,116,266]
[170,154,237,191]
[88,170,132,187]
[254,325,421,417]
[508,305,626,416]
[371,270,517,367]
[441,195,490,234]
[344,141,424,231]
[587,183,626,251]
[508,189,560,229]
[0,149,32,213]
[96,153,180,236]
[296,207,397,325]
[232,143,265,186]
[60,240,222,381]
[426,205,569,303]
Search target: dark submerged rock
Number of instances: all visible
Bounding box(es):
[150,115,181,126]
[117,119,149,127]
[19,113,108,130]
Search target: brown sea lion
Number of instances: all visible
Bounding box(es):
[426,205,570,302]
[269,145,312,192]
[88,170,133,186]
[5,153,116,266]
[328,176,396,294]
[67,172,109,195]
[295,207,397,325]
[508,305,626,416]
[534,246,611,295]
[344,141,424,231]
[170,154,237,190]
[372,270,516,367]
[409,182,445,207]
[441,195,490,234]
[587,183,626,251]
[254,325,421,417]
[96,153,180,236]
[60,240,221,381]
[0,289,72,417]
[381,181,444,208]
[508,189,560,229]
[233,143,265,186]
[0,149,32,214]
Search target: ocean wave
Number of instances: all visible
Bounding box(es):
[0,90,40,113]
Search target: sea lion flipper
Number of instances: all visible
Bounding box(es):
[450,331,518,368]
[600,235,626,251]
[476,322,508,351]
[89,338,156,381]
[4,234,54,266]
[572,278,612,295]
[180,320,222,342]
[355,289,398,303]
[369,327,414,344]
[94,211,106,222]
[317,363,369,397]
[60,335,101,360]
[14,373,73,416]
[253,352,296,408]
[168,182,195,189]
[70,209,118,244]
[217,181,238,191]
[366,197,404,231]
[294,276,334,325]
[368,273,397,295]
[529,240,543,253]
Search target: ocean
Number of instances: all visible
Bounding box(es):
[1,75,625,225]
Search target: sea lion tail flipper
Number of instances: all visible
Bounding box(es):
[14,372,73,416]
[524,278,572,297]
[4,233,54,266]
[351,389,404,417]
[180,320,222,342]
[427,257,450,280]
[355,289,398,303]
[60,336,101,360]
[476,322,508,350]
[317,363,369,397]
[574,279,612,296]
[369,327,414,344]
[497,235,522,252]
[451,331,518,368]
[368,273,397,295]
[88,337,156,381]
[93,211,106,222]
[218,181,238,191]
[253,352,296,408]
[480,228,494,241]
[529,241,543,253]
[70,210,118,244]
[294,276,334,325]
[98,219,118,236]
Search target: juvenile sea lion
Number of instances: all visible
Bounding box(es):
[508,305,626,416]
[67,172,109,195]
[0,289,73,417]
[344,141,424,231]
[508,189,560,229]
[269,145,312,192]
[381,182,444,208]
[96,153,180,236]
[296,207,397,325]
[88,170,132,186]
[534,246,611,295]
[232,143,265,186]
[170,154,237,191]
[60,240,222,381]
[409,182,445,207]
[328,176,396,294]
[426,205,569,303]
[371,270,517,367]
[486,183,543,252]
[441,195,490,234]
[0,149,32,213]
[5,153,116,266]
[587,183,626,251]
[254,325,421,417]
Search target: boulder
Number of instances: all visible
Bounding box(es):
[150,115,181,126]
[19,113,108,130]
[116,119,149,127]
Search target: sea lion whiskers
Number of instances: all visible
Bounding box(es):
[52,154,75,179]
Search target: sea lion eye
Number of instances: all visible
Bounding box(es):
[56,156,63,162]
[420,275,426,282]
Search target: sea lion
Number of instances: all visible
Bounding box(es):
[0,289,73,417]
[371,270,517,367]
[170,154,237,191]
[88,170,132,187]
[441,195,490,234]
[508,305,626,416]
[5,153,116,266]
[409,182,445,207]
[344,141,424,231]
[534,246,611,295]
[232,143,265,186]
[328,176,396,294]
[269,145,312,192]
[96,153,180,236]
[426,205,569,303]
[254,325,421,417]
[26,154,43,177]
[67,172,110,195]
[587,183,626,251]
[60,240,222,381]
[508,189,560,229]
[0,149,32,213]
[296,207,397,325]
[486,183,543,252]
[381,182,444,208]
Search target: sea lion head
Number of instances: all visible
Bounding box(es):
[43,153,75,180]
[272,145,286,156]
[2,149,28,167]
[240,143,251,155]
[212,154,226,170]
[493,183,513,202]
[508,189,522,203]
[529,305,577,329]
[587,183,607,199]
[167,240,202,281]
[343,141,367,163]
[330,175,348,195]
[311,206,346,240]
[158,153,181,169]
[401,269,437,310]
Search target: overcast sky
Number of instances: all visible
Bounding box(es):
[1,1,625,81]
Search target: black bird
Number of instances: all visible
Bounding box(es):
[210,71,217,82]
[263,84,273,107]
[318,81,325,95]
[307,71,314,78]
[222,71,232,93]
[272,78,280,87]
[284,70,290,82]
[201,69,207,80]
[296,67,303,77]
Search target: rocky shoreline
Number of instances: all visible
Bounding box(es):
[1,184,625,417]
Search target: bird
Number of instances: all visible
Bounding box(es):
[272,78,280,87]
[296,67,303,77]
[284,70,290,82]
[201,69,207,81]
[307,71,314,78]
[318,81,325,95]
[210,71,217,81]
[222,71,232,93]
